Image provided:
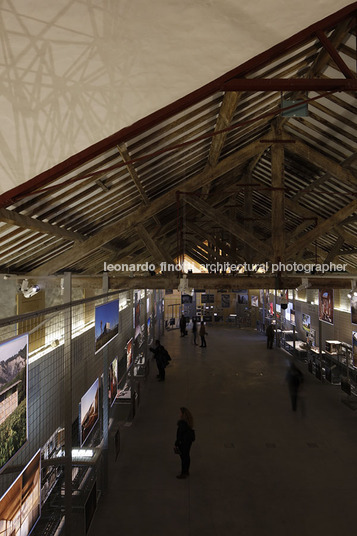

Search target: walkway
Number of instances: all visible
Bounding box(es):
[88,326,357,536]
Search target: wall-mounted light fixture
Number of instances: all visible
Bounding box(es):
[19,279,40,298]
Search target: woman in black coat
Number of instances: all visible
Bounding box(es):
[175,407,195,479]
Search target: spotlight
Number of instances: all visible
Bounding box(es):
[19,279,40,298]
[296,278,310,292]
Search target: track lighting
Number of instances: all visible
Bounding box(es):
[295,278,310,292]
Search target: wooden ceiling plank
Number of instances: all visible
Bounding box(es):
[286,136,357,188]
[184,195,271,258]
[28,138,266,275]
[0,208,84,243]
[135,223,172,266]
[286,198,357,258]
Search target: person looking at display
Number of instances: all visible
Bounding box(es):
[199,321,207,347]
[149,340,168,381]
[174,407,195,479]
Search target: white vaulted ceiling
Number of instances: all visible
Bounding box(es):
[0,0,354,192]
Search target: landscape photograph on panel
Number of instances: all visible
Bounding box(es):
[0,333,28,470]
[0,449,41,535]
[95,300,119,353]
[80,378,99,446]
[109,358,118,407]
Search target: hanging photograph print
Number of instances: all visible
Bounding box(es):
[236,290,248,304]
[302,313,311,333]
[319,289,334,324]
[251,296,259,307]
[221,294,230,308]
[0,333,28,470]
[0,449,41,535]
[95,300,119,353]
[80,378,99,446]
[353,332,357,368]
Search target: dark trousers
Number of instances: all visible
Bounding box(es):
[180,446,191,475]
[156,361,165,380]
[289,388,298,411]
[267,335,274,349]
[200,335,206,347]
[193,331,197,344]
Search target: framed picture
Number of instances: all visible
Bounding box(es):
[319,289,334,324]
[221,294,230,308]
[0,450,41,535]
[302,313,311,333]
[0,333,28,470]
[95,300,119,353]
[109,358,118,407]
[353,332,357,368]
[251,296,259,307]
[80,378,99,446]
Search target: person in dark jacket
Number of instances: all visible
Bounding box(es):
[199,321,207,347]
[180,314,187,337]
[175,407,195,479]
[192,317,198,345]
[286,361,304,411]
[266,323,275,349]
[149,339,167,381]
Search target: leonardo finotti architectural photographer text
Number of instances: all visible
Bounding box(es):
[103,261,347,274]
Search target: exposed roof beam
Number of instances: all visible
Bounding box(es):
[315,29,357,79]
[324,235,345,263]
[28,138,266,275]
[0,208,84,243]
[183,195,271,258]
[69,273,357,291]
[202,91,242,197]
[286,198,357,258]
[271,121,285,262]
[117,143,160,226]
[285,136,357,188]
[222,79,357,91]
[135,223,172,266]
[290,153,357,203]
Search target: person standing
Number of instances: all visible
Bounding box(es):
[180,314,187,337]
[192,317,198,345]
[199,321,207,347]
[266,323,275,349]
[174,407,195,479]
[286,361,304,412]
[149,339,167,381]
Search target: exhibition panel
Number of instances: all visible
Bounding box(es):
[0,286,164,536]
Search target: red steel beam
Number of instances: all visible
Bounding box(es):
[222,78,357,91]
[315,29,357,78]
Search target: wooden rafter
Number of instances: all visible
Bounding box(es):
[28,138,266,275]
[286,198,357,258]
[0,208,84,243]
[135,223,172,266]
[183,196,271,258]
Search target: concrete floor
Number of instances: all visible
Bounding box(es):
[87,326,357,536]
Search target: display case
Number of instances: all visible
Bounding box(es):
[325,340,341,354]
